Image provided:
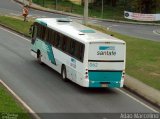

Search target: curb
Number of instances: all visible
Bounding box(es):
[156,29,160,34]
[0,15,160,110]
[14,0,160,26]
[125,75,160,109]
[0,79,41,119]
[0,22,30,39]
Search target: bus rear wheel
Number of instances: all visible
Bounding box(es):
[61,66,68,82]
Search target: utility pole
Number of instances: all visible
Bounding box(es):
[101,0,104,18]
[55,0,57,10]
[43,0,44,7]
[83,0,88,25]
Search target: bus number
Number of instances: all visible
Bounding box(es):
[89,63,98,67]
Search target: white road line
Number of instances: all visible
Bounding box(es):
[0,26,159,113]
[0,27,31,42]
[153,30,160,36]
[117,89,159,113]
[107,25,119,30]
[0,79,41,119]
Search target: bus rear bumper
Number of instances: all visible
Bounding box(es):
[89,81,122,88]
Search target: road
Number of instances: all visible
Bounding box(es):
[0,0,160,42]
[0,26,158,119]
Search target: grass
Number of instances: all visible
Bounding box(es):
[0,15,160,90]
[0,15,32,37]
[0,84,31,119]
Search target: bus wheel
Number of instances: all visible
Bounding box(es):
[61,66,68,82]
[37,50,42,64]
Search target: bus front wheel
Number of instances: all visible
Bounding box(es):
[61,65,68,82]
[37,50,42,64]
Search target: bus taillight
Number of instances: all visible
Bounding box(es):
[85,69,88,79]
[122,70,125,79]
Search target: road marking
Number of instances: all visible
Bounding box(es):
[0,27,31,42]
[153,30,160,36]
[0,26,159,113]
[91,20,102,23]
[0,79,41,119]
[107,25,119,30]
[117,89,159,113]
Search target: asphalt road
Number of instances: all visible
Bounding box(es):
[96,21,160,42]
[0,26,158,118]
[0,0,160,42]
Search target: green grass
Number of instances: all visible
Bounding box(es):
[0,84,31,118]
[0,15,32,37]
[0,15,160,90]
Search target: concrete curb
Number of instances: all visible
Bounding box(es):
[156,29,160,34]
[125,75,160,108]
[14,0,160,26]
[0,21,30,39]
[0,79,41,119]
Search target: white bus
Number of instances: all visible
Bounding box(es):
[30,18,126,88]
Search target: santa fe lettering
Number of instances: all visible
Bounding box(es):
[97,51,116,56]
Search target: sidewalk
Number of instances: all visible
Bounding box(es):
[14,0,160,108]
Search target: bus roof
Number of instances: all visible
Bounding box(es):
[35,18,125,44]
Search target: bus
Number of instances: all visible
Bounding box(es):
[30,18,126,88]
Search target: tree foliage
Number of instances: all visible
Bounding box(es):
[91,0,160,13]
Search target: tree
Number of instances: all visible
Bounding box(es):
[92,0,119,7]
[125,0,157,14]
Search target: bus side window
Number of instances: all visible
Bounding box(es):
[74,42,84,61]
[79,44,84,61]
[32,24,37,40]
[36,24,40,39]
[42,26,46,40]
[55,32,60,47]
[62,36,67,51]
[70,40,75,55]
[58,35,64,49]
[44,28,49,42]
[31,24,37,44]
[50,30,55,46]
[37,24,44,40]
[74,41,79,58]
[66,38,71,53]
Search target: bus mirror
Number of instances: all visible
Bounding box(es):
[29,25,33,35]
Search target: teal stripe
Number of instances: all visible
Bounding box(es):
[36,20,47,26]
[88,71,122,82]
[45,43,56,65]
[88,71,122,88]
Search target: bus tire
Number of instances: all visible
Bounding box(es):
[61,65,68,82]
[37,50,42,64]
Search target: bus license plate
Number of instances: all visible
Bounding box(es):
[101,83,107,87]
